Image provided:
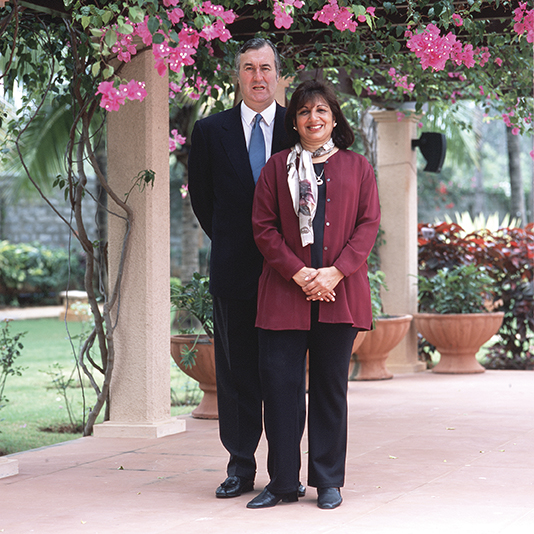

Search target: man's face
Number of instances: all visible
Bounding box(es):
[238,45,279,113]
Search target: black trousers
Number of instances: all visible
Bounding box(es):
[258,304,357,494]
[213,295,263,480]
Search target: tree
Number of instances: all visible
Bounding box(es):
[506,124,527,225]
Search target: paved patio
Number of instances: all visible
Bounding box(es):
[1,369,533,533]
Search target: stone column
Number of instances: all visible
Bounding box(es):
[93,50,185,438]
[370,110,426,374]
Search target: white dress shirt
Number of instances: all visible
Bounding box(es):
[241,100,277,163]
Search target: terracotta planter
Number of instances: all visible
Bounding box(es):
[354,315,413,380]
[170,334,218,419]
[414,312,504,374]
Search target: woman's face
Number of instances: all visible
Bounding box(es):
[294,97,335,151]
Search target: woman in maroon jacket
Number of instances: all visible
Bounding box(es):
[248,80,381,510]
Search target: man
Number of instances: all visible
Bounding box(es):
[188,38,304,499]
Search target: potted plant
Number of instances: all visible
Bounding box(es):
[170,273,217,419]
[352,270,413,380]
[414,263,504,374]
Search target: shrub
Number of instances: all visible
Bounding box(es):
[417,264,495,314]
[0,241,85,306]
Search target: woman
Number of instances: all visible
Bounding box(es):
[248,80,381,510]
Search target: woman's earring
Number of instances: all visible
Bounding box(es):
[333,122,338,127]
[293,126,297,130]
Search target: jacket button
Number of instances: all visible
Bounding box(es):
[327,198,331,202]
[326,222,330,226]
[324,246,328,251]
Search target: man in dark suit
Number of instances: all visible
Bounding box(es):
[188,38,298,499]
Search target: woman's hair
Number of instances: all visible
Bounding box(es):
[285,79,355,150]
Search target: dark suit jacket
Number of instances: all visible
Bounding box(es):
[188,102,290,299]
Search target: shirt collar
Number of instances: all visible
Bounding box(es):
[241,100,277,126]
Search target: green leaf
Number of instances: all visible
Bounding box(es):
[128,6,145,24]
[102,66,114,79]
[147,16,160,35]
[104,29,118,48]
[102,10,114,25]
[117,23,134,35]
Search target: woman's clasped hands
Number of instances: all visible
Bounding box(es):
[292,266,344,302]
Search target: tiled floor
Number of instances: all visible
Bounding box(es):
[1,370,533,533]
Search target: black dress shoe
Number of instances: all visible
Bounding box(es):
[247,487,298,509]
[215,476,254,498]
[317,487,342,509]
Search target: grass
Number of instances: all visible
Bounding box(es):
[0,317,200,456]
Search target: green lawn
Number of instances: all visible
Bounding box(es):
[0,317,199,456]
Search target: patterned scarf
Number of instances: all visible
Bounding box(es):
[287,139,334,247]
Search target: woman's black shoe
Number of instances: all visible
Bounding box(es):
[246,488,298,509]
[317,487,342,509]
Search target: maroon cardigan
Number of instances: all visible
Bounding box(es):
[252,148,381,331]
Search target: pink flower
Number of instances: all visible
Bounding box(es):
[198,1,236,24]
[163,0,180,7]
[111,31,138,63]
[313,0,357,32]
[180,184,189,199]
[451,42,475,68]
[273,1,294,29]
[134,17,154,46]
[366,7,376,17]
[96,81,126,111]
[169,129,186,152]
[168,7,184,24]
[530,149,534,161]
[406,24,457,71]
[513,6,534,43]
[452,14,463,27]
[396,112,405,122]
[120,80,147,102]
[200,19,231,41]
[388,67,414,94]
[511,127,520,135]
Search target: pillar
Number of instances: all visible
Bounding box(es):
[370,110,426,374]
[93,50,185,438]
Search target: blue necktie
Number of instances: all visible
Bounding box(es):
[249,114,265,183]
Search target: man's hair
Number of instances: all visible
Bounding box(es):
[234,38,281,77]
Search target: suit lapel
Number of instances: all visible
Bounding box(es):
[272,103,288,154]
[220,104,255,193]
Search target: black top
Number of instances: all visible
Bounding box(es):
[311,162,326,269]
